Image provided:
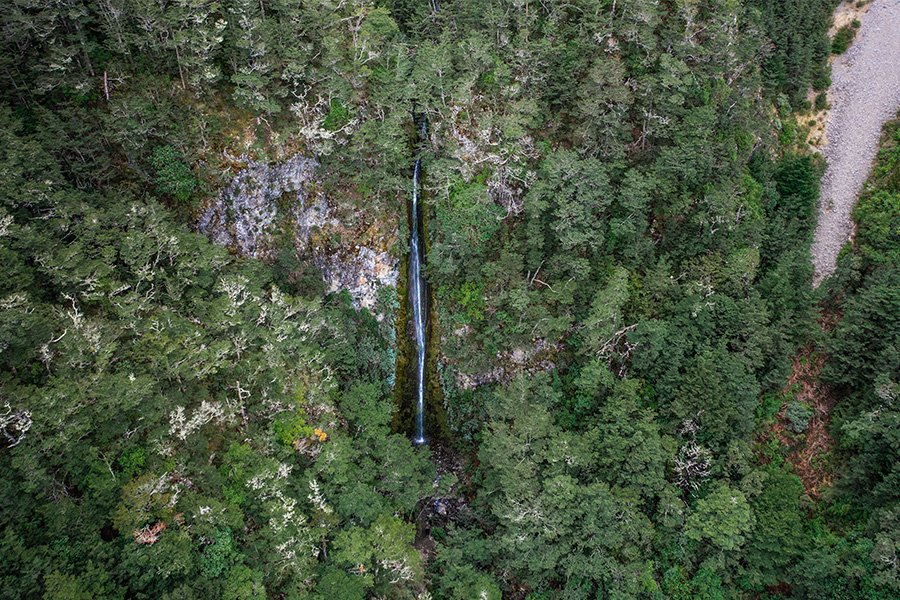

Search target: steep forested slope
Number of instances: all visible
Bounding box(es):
[804,114,900,600]
[0,1,895,599]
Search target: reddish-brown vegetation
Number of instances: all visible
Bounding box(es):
[770,347,838,498]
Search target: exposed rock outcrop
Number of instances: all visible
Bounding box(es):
[453,338,561,390]
[316,246,397,312]
[199,154,320,256]
[198,154,398,313]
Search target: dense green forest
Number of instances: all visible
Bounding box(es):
[0,0,896,598]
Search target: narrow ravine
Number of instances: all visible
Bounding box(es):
[392,115,449,445]
[811,0,900,286]
[410,121,428,445]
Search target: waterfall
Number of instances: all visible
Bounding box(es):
[410,151,427,445]
[394,115,448,445]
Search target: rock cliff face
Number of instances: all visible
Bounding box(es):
[452,337,561,390]
[198,155,319,256]
[198,154,398,314]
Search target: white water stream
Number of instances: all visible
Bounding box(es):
[410,143,427,444]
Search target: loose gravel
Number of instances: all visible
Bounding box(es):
[811,0,900,286]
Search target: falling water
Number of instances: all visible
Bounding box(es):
[410,150,427,445]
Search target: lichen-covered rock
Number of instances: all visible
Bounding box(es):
[198,153,398,314]
[199,154,320,256]
[315,246,397,313]
[452,338,560,390]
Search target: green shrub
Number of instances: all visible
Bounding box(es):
[323,100,351,131]
[785,400,813,433]
[815,92,828,111]
[756,392,783,426]
[314,568,366,600]
[852,117,900,266]
[434,175,504,261]
[149,145,197,203]
[118,447,147,477]
[454,281,485,324]
[272,411,314,447]
[813,72,831,92]
[779,118,797,146]
[199,530,236,578]
[220,443,255,506]
[853,190,900,266]
[832,25,856,55]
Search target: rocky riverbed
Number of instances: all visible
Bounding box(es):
[811,0,900,285]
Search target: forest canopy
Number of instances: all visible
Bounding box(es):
[0,0,896,599]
